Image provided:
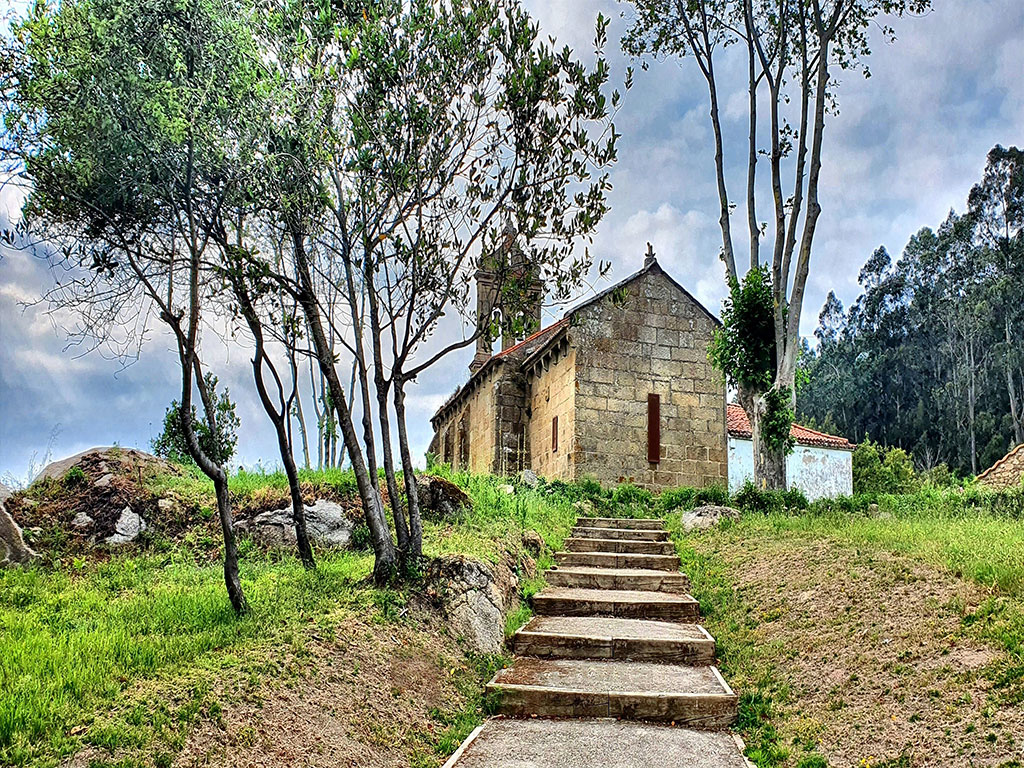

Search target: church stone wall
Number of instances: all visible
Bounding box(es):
[528,346,576,481]
[571,270,727,491]
[433,365,500,474]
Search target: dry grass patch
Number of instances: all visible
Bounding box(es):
[674,519,1024,767]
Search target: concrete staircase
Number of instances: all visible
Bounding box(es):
[444,516,751,767]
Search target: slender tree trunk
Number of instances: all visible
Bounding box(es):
[376,389,410,552]
[968,336,977,474]
[1006,320,1024,444]
[707,73,737,281]
[290,233,397,581]
[744,14,759,271]
[177,350,247,614]
[394,379,423,560]
[213,471,247,612]
[291,352,312,470]
[226,264,316,570]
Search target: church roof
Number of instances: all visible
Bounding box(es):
[726,403,855,451]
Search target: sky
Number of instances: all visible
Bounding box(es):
[1,0,1022,483]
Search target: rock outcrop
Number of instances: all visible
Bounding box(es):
[417,475,472,521]
[236,499,356,549]
[680,504,741,532]
[106,507,148,547]
[427,555,519,654]
[34,447,177,484]
[1,490,38,567]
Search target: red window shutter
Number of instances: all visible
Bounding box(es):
[552,416,559,453]
[648,394,660,464]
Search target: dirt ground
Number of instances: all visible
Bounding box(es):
[63,611,477,768]
[171,616,471,768]
[701,532,1024,767]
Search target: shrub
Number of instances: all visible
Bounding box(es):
[694,484,730,507]
[151,373,240,467]
[852,438,919,494]
[349,522,372,551]
[732,482,808,515]
[611,482,653,507]
[62,466,87,487]
[658,486,697,513]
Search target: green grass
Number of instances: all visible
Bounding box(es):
[745,510,1024,705]
[1,466,581,768]
[0,549,379,766]
[665,504,1024,767]
[749,511,1024,596]
[420,468,578,563]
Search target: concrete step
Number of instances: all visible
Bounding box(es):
[579,516,664,530]
[546,566,690,593]
[572,525,669,541]
[564,536,675,555]
[555,550,681,571]
[486,658,737,726]
[512,615,716,663]
[442,717,751,768]
[532,587,700,621]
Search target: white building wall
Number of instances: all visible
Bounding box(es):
[728,437,853,500]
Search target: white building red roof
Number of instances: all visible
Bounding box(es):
[726,403,854,451]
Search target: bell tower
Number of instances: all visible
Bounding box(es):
[469,222,543,374]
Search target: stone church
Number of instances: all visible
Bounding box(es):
[429,248,728,490]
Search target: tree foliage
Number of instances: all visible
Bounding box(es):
[709,266,777,393]
[800,146,1024,476]
[152,375,240,467]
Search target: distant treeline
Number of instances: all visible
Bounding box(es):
[798,146,1024,476]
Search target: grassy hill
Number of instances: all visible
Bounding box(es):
[2,467,1022,767]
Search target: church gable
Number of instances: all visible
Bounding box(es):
[569,263,726,489]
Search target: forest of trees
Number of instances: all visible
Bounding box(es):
[799,146,1024,477]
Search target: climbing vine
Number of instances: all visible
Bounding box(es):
[761,386,796,454]
[708,265,795,462]
[708,266,776,392]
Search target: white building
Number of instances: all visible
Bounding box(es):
[726,404,854,500]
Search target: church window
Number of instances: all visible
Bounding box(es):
[648,394,661,464]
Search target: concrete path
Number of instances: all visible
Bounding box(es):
[443,515,751,767]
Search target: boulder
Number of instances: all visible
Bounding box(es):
[680,504,741,532]
[518,469,540,489]
[417,475,472,521]
[237,499,355,549]
[1,497,39,567]
[34,447,177,484]
[0,483,12,504]
[498,484,515,495]
[71,512,94,530]
[106,507,148,546]
[427,555,517,654]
